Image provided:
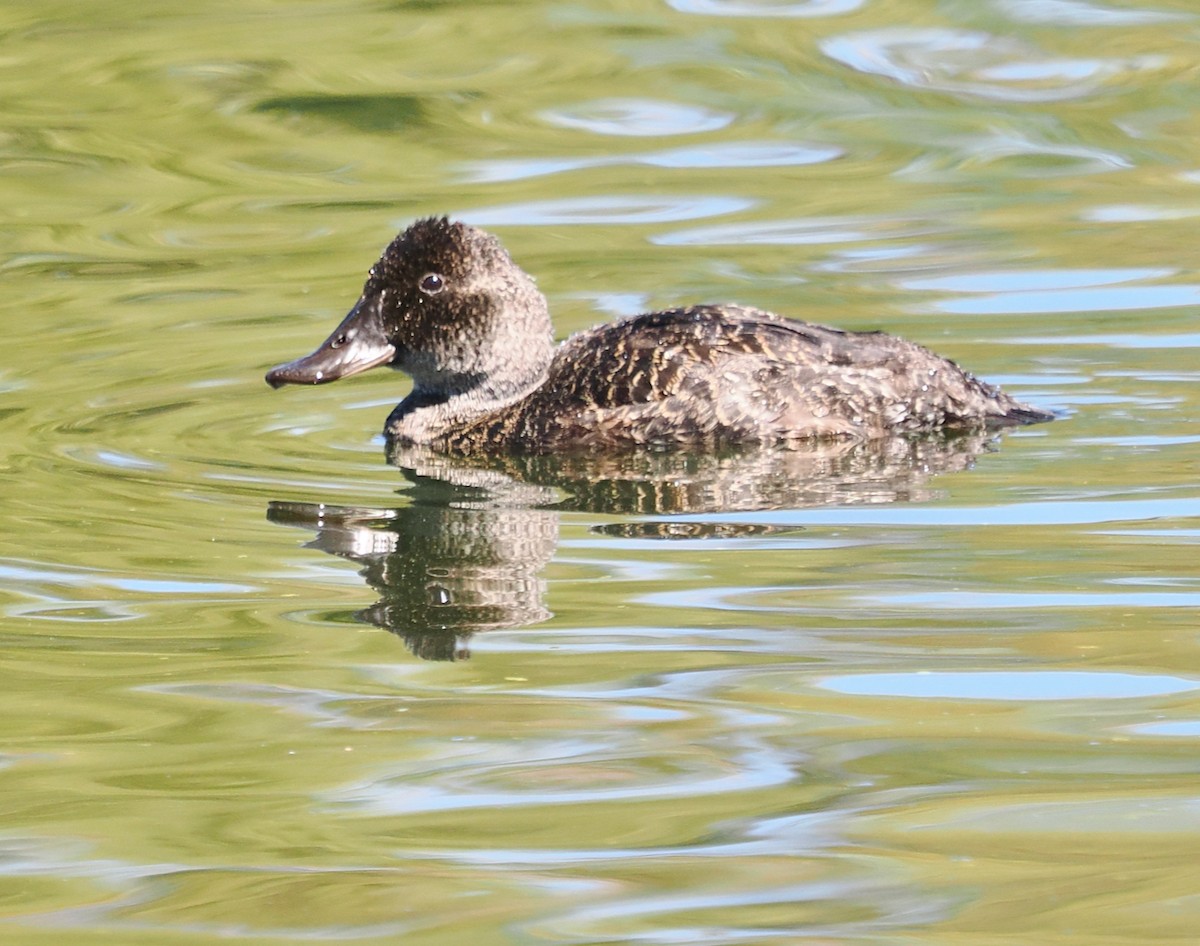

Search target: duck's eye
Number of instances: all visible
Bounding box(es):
[418,272,445,295]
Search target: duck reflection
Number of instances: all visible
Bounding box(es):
[269,432,1004,660]
[268,491,557,662]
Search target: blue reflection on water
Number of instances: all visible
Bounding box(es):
[932,286,1200,315]
[673,495,1200,528]
[458,195,755,226]
[819,670,1200,700]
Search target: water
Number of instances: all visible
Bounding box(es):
[2,0,1200,942]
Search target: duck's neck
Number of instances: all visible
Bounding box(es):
[384,368,546,445]
[388,313,556,445]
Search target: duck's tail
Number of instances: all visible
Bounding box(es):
[995,400,1056,427]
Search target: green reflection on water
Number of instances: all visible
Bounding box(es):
[1,0,1200,943]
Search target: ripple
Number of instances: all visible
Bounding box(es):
[903,268,1174,293]
[819,670,1200,701]
[644,141,842,168]
[822,28,1165,102]
[875,796,1200,847]
[535,864,953,943]
[656,495,1200,530]
[59,446,167,472]
[541,885,938,944]
[16,604,139,623]
[460,195,754,227]
[864,591,1200,610]
[1029,331,1200,349]
[654,214,946,246]
[903,268,1200,315]
[253,92,426,133]
[1128,720,1200,737]
[323,732,794,815]
[1080,434,1200,447]
[148,682,399,730]
[666,0,865,15]
[0,836,460,939]
[0,560,256,597]
[461,142,842,183]
[641,578,1200,614]
[459,156,595,183]
[541,99,733,137]
[935,286,1200,315]
[955,130,1131,176]
[996,0,1188,26]
[1084,204,1200,223]
[0,560,257,628]
[152,223,328,250]
[418,809,843,867]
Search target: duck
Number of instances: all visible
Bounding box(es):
[265,217,1052,454]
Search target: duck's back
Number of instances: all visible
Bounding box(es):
[482,305,1046,451]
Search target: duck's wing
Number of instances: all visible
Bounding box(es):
[528,305,1045,447]
[548,305,827,405]
[524,306,863,445]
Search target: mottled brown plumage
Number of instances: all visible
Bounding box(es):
[266,217,1052,453]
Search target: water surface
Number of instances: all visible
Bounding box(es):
[2,1,1200,943]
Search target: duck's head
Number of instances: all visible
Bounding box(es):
[266,217,554,399]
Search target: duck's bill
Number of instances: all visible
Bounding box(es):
[265,297,395,388]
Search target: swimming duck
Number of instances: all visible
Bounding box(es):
[266,217,1051,453]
